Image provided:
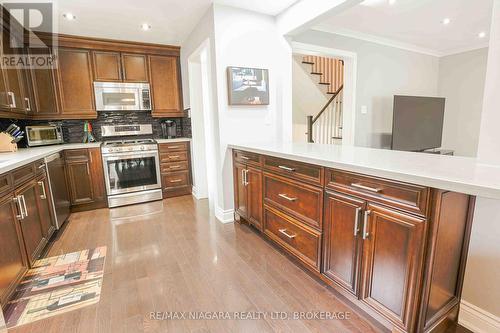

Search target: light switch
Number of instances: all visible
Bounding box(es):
[361,105,368,114]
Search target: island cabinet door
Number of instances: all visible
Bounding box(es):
[359,203,426,332]
[246,166,263,231]
[233,162,248,219]
[322,191,365,297]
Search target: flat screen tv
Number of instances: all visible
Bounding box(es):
[391,95,445,152]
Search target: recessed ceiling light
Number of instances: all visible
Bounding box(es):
[63,13,76,21]
[141,23,151,31]
[442,18,451,25]
[388,0,396,5]
[478,31,487,38]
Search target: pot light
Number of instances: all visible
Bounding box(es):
[442,18,451,25]
[478,31,486,38]
[141,23,151,31]
[63,13,76,21]
[388,0,396,5]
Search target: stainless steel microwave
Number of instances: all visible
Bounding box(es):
[26,125,64,147]
[93,82,151,111]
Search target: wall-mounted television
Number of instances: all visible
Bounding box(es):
[391,95,445,152]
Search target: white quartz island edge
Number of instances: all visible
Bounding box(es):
[0,138,191,175]
[229,142,500,200]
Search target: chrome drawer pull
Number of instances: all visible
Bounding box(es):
[170,165,181,169]
[354,207,361,236]
[240,156,250,160]
[169,179,183,183]
[169,155,180,158]
[38,181,47,199]
[168,146,180,149]
[278,193,297,202]
[363,210,371,240]
[38,164,46,169]
[278,165,296,172]
[13,196,24,220]
[351,183,382,193]
[279,228,296,239]
[21,195,28,218]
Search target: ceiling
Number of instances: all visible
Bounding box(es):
[314,0,493,56]
[30,0,298,46]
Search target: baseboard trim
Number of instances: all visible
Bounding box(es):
[215,206,234,224]
[459,300,500,333]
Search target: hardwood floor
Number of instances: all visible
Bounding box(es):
[8,196,402,332]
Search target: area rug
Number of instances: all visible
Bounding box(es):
[3,246,106,329]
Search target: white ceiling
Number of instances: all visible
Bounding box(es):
[314,0,493,56]
[41,0,298,46]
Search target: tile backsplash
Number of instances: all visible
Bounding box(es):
[0,111,191,144]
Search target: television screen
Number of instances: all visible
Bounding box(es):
[391,95,445,152]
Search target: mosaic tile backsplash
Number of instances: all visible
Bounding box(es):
[0,111,191,144]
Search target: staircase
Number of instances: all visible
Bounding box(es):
[302,55,344,144]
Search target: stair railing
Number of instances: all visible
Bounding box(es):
[307,85,343,143]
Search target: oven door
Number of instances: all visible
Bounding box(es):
[102,151,161,196]
[95,84,142,111]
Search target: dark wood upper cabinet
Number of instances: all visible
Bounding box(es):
[0,193,28,306]
[56,48,96,118]
[323,191,365,296]
[149,55,183,117]
[122,54,148,82]
[93,51,122,81]
[30,65,59,117]
[360,203,426,332]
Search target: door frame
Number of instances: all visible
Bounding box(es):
[291,41,357,146]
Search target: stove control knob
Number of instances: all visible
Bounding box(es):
[140,146,145,150]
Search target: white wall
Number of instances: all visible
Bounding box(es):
[438,48,488,157]
[293,30,440,148]
[292,54,328,142]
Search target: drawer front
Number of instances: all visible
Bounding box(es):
[264,206,321,271]
[264,173,323,230]
[0,173,12,196]
[12,164,36,187]
[326,169,429,216]
[160,151,188,163]
[233,150,262,167]
[159,142,189,152]
[162,171,190,189]
[264,156,323,186]
[65,149,89,161]
[161,161,189,173]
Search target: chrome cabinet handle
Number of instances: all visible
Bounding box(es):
[278,165,296,172]
[25,97,31,111]
[278,193,297,202]
[363,210,371,240]
[21,195,28,218]
[279,228,296,239]
[351,183,382,193]
[241,169,245,186]
[7,92,15,108]
[244,170,249,186]
[38,164,46,169]
[354,207,361,236]
[38,181,47,199]
[86,164,90,175]
[13,196,24,220]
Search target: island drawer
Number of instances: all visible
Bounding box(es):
[263,155,323,186]
[162,171,190,189]
[263,173,323,230]
[159,142,189,152]
[325,169,429,216]
[233,150,262,167]
[160,151,188,163]
[65,149,90,161]
[0,173,12,196]
[263,206,321,272]
[161,161,189,173]
[12,163,36,187]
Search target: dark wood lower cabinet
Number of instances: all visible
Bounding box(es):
[0,194,28,307]
[35,174,56,240]
[233,150,475,333]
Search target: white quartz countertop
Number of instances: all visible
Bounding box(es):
[0,138,191,174]
[229,142,500,199]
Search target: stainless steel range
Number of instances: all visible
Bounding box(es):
[101,124,162,208]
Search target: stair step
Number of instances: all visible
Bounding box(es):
[310,72,322,75]
[318,82,330,85]
[302,61,314,64]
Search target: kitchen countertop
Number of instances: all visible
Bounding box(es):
[229,142,500,200]
[0,138,191,174]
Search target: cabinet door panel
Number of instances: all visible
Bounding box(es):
[31,67,59,116]
[360,204,426,332]
[149,55,182,117]
[66,160,94,205]
[36,175,55,240]
[323,192,364,296]
[122,54,148,82]
[0,195,28,305]
[233,163,247,219]
[93,51,121,81]
[247,167,263,231]
[56,48,96,117]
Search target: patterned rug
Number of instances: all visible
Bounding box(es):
[4,246,106,329]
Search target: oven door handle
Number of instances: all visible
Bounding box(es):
[103,151,159,161]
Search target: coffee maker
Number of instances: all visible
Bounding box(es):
[161,120,177,139]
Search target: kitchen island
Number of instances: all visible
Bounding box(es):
[229,142,496,333]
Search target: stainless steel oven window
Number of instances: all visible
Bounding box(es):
[102,151,161,195]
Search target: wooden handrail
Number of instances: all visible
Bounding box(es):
[312,85,343,124]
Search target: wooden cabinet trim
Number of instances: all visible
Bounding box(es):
[121,53,149,82]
